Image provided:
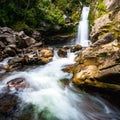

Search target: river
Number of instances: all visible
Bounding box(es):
[0,49,120,120]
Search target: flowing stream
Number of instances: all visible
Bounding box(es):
[76,6,91,47]
[0,50,120,120]
[0,6,120,120]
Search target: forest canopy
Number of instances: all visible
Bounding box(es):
[0,0,90,31]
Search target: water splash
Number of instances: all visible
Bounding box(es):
[76,6,91,47]
[0,51,120,120]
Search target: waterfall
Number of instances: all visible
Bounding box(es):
[76,6,91,47]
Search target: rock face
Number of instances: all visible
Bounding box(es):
[90,0,120,43]
[104,0,120,11]
[0,27,42,59]
[73,39,120,94]
[73,0,120,94]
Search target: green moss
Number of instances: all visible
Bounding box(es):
[12,22,29,31]
[97,52,107,57]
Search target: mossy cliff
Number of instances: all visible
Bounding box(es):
[73,0,120,96]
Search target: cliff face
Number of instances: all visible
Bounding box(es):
[73,0,120,95]
[90,0,120,42]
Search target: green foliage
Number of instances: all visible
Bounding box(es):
[25,8,37,26]
[12,21,29,31]
[45,6,65,25]
[0,1,16,26]
[0,0,81,34]
[96,0,106,18]
[37,1,65,25]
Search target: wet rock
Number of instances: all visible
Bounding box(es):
[6,47,54,69]
[62,64,74,73]
[21,47,54,65]
[16,35,27,48]
[16,31,25,38]
[70,44,82,52]
[7,44,17,49]
[30,42,42,48]
[0,27,13,34]
[6,34,16,44]
[39,48,54,58]
[7,77,29,91]
[57,48,67,57]
[0,34,15,45]
[16,35,36,48]
[32,30,41,41]
[0,51,7,61]
[23,36,36,47]
[4,47,16,57]
[60,78,70,88]
[62,45,71,50]
[7,57,23,71]
[0,64,13,72]
[37,48,54,64]
[0,27,55,70]
[0,27,42,51]
[0,41,5,50]
[0,93,18,113]
[8,57,22,65]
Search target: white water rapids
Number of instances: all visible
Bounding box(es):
[0,51,120,120]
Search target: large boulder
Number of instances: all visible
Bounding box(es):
[0,93,19,113]
[73,39,120,94]
[4,47,16,57]
[7,77,29,91]
[31,30,42,42]
[15,31,36,48]
[70,44,82,52]
[36,47,54,64]
[57,47,67,57]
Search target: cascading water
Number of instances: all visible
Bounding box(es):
[0,51,120,120]
[0,7,119,119]
[76,6,91,47]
